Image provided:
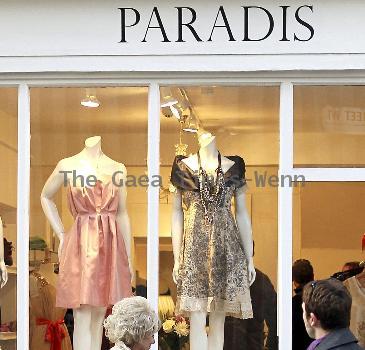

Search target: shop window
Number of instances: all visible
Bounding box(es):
[0,88,18,350]
[294,86,365,167]
[292,182,365,349]
[159,85,279,349]
[29,87,148,349]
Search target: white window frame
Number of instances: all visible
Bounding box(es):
[4,73,365,350]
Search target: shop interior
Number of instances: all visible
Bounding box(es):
[0,88,17,350]
[0,85,364,349]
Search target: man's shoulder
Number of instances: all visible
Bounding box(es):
[317,328,363,350]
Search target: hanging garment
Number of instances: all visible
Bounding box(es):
[57,180,132,308]
[29,271,72,350]
[171,154,253,319]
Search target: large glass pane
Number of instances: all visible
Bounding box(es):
[0,88,18,350]
[30,87,148,349]
[294,86,365,167]
[292,182,365,349]
[159,85,280,349]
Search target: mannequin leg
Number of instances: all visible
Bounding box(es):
[90,306,107,350]
[73,306,92,350]
[208,311,226,350]
[73,305,107,350]
[190,311,208,350]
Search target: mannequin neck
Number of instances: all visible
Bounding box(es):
[199,137,218,164]
[82,136,103,159]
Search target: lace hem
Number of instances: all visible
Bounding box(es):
[175,295,253,320]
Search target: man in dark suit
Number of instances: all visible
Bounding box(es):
[302,278,363,350]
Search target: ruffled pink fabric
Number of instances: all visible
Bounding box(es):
[56,181,132,308]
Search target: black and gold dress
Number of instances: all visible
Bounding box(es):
[171,153,253,319]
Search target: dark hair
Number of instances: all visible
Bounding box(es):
[292,259,314,285]
[302,278,352,330]
[342,261,360,271]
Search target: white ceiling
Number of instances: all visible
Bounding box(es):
[30,87,149,134]
[1,85,365,167]
[2,85,365,134]
[27,86,280,134]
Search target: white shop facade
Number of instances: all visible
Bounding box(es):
[0,1,365,350]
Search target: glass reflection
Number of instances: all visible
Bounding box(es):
[294,86,365,167]
[30,87,148,350]
[0,88,18,350]
[292,182,365,349]
[160,85,279,350]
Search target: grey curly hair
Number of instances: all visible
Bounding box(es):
[104,296,160,347]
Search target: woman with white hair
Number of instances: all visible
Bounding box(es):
[104,296,160,350]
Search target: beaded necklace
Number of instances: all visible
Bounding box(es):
[197,151,226,226]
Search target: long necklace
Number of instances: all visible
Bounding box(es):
[198,151,226,226]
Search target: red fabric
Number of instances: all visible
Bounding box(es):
[36,318,65,350]
[362,233,365,251]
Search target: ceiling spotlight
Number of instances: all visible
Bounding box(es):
[81,95,100,108]
[183,114,199,133]
[170,105,182,120]
[160,87,179,108]
[161,97,178,108]
[161,105,173,118]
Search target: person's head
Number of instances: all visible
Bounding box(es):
[104,296,160,350]
[342,261,360,272]
[292,259,314,288]
[302,278,352,339]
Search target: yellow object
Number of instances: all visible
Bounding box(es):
[162,319,175,333]
[174,320,189,337]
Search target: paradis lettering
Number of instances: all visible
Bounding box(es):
[118,5,314,43]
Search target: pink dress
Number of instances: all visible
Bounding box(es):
[56,180,132,308]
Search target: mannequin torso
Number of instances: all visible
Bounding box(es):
[29,269,72,350]
[171,129,256,350]
[58,136,126,187]
[181,137,235,178]
[40,136,133,350]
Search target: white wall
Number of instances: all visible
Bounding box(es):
[0,0,363,56]
[0,1,365,72]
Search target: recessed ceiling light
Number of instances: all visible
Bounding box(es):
[81,95,100,108]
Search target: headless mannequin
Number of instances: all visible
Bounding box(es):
[40,136,132,350]
[171,129,256,350]
[0,216,8,288]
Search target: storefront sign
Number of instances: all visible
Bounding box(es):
[0,0,364,56]
[118,5,314,43]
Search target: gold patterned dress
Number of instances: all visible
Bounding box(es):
[171,155,253,319]
[29,271,72,350]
